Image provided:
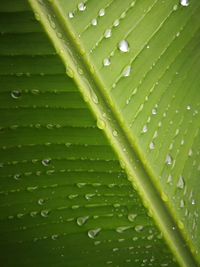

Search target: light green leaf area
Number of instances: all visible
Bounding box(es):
[27,0,200,267]
[0,1,180,267]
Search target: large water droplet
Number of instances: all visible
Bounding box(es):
[180,0,189,6]
[177,176,185,189]
[78,2,86,11]
[118,40,129,53]
[11,90,21,99]
[88,228,101,239]
[77,216,89,226]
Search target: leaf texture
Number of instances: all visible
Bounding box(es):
[28,0,200,266]
[0,1,180,267]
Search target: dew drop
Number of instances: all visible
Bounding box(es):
[128,213,137,222]
[41,209,50,217]
[122,65,131,77]
[38,198,45,205]
[103,58,111,67]
[173,4,178,11]
[142,125,148,133]
[149,142,155,150]
[78,2,86,11]
[116,226,131,233]
[88,228,101,239]
[166,154,173,165]
[42,158,51,166]
[11,90,21,99]
[14,173,21,180]
[97,119,106,130]
[177,175,185,189]
[99,8,105,16]
[188,149,193,157]
[51,234,58,240]
[113,19,119,27]
[180,0,189,6]
[152,107,157,115]
[118,40,129,53]
[104,29,112,38]
[135,225,144,232]
[112,130,118,137]
[68,12,74,19]
[91,18,97,26]
[77,216,89,226]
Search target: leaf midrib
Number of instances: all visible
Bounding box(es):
[28,1,199,267]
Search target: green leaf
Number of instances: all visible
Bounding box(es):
[27,0,200,267]
[0,1,180,267]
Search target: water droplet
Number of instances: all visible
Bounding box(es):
[149,142,155,150]
[41,209,50,217]
[173,4,178,11]
[188,149,193,157]
[14,173,21,180]
[135,225,144,232]
[103,58,111,67]
[128,213,137,222]
[122,65,131,77]
[118,40,129,53]
[152,107,157,115]
[116,226,131,233]
[180,199,185,208]
[11,90,21,99]
[38,198,45,205]
[88,228,101,239]
[180,0,189,6]
[51,234,58,240]
[113,19,119,27]
[77,216,89,226]
[113,130,118,137]
[104,29,112,38]
[99,9,105,16]
[97,119,106,130]
[91,18,97,26]
[166,154,173,165]
[177,176,185,189]
[68,12,74,19]
[78,2,86,11]
[142,125,148,133]
[42,158,51,166]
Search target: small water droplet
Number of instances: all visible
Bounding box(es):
[42,158,51,166]
[142,125,148,133]
[152,107,157,115]
[78,2,86,11]
[11,90,21,99]
[149,142,155,150]
[103,58,111,67]
[41,209,50,217]
[97,119,106,130]
[113,19,119,27]
[177,175,185,189]
[135,225,144,232]
[122,65,131,77]
[173,4,178,11]
[99,8,105,16]
[38,198,45,205]
[104,29,112,38]
[188,149,193,157]
[91,18,97,26]
[88,228,101,239]
[116,226,131,233]
[14,173,21,180]
[128,213,137,222]
[118,40,129,53]
[112,130,118,137]
[180,0,189,6]
[166,154,173,165]
[68,12,74,19]
[51,234,58,240]
[77,216,89,226]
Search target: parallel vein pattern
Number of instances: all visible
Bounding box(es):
[28,0,200,266]
[0,1,179,267]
